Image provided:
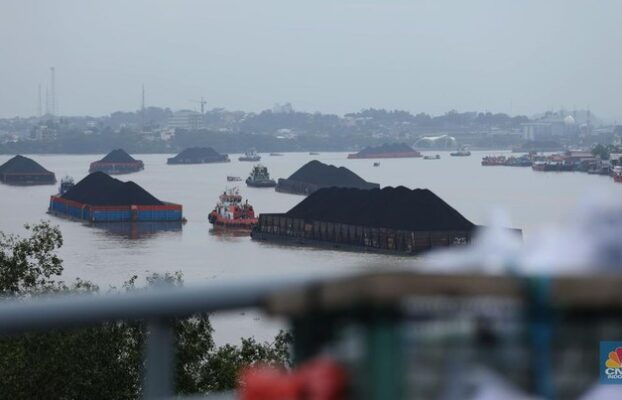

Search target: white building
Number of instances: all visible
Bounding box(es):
[167,110,205,130]
[522,114,578,141]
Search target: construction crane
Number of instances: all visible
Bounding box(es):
[189,97,207,114]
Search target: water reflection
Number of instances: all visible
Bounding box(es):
[91,221,183,239]
[208,227,252,239]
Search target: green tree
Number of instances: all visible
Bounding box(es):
[0,221,64,294]
[0,222,290,399]
[591,143,610,160]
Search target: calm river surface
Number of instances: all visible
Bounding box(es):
[1,151,620,342]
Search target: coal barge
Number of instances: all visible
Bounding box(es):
[0,155,56,185]
[49,172,182,222]
[276,160,379,195]
[89,149,144,174]
[347,143,422,159]
[252,186,500,255]
[167,147,230,164]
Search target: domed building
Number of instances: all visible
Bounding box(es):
[413,135,457,149]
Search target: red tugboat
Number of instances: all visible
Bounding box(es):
[613,166,622,183]
[208,188,258,230]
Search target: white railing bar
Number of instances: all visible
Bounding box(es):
[0,274,323,334]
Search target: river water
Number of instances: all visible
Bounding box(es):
[1,151,620,342]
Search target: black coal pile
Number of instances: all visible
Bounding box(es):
[167,147,229,164]
[286,186,475,232]
[97,149,140,163]
[355,143,415,156]
[0,155,53,175]
[277,160,379,194]
[0,155,56,184]
[61,172,164,206]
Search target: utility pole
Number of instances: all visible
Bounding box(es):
[45,87,49,115]
[49,67,56,116]
[141,84,145,131]
[37,84,42,117]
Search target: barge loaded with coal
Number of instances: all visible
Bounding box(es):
[347,143,422,159]
[0,155,56,185]
[252,186,510,255]
[276,160,379,195]
[167,147,229,164]
[49,172,182,222]
[89,149,144,174]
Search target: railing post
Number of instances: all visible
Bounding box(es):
[144,319,175,400]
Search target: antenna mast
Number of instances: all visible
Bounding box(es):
[141,84,145,130]
[49,67,56,116]
[37,84,42,117]
[45,87,49,115]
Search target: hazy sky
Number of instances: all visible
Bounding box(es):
[1,0,621,120]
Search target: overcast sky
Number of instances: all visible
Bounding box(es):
[1,0,621,120]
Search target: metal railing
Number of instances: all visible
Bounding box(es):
[0,275,321,399]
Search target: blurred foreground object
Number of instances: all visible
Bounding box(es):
[240,358,348,400]
[427,192,622,274]
[264,272,622,399]
[2,268,622,398]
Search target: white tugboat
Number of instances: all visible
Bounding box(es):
[239,149,261,162]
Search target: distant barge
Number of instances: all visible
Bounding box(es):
[49,172,182,223]
[347,143,422,159]
[481,155,533,167]
[89,149,144,174]
[167,147,229,164]
[252,186,502,255]
[0,155,56,185]
[276,160,379,195]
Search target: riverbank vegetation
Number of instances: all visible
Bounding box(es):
[0,221,290,399]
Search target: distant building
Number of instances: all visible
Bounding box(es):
[272,103,294,114]
[167,110,205,130]
[521,115,578,141]
[0,133,18,144]
[30,124,56,141]
[521,122,553,141]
